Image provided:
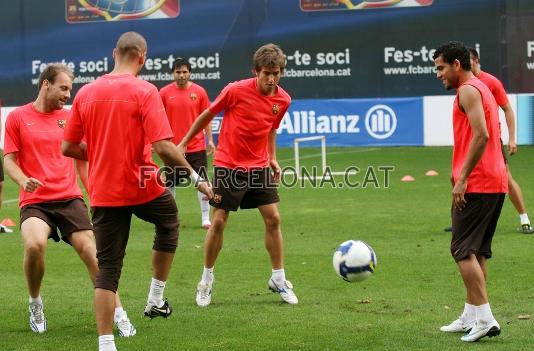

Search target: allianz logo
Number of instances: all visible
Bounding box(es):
[210,105,397,140]
[278,105,397,139]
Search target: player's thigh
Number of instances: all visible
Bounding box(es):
[133,190,178,227]
[21,217,52,249]
[69,229,97,256]
[258,202,281,227]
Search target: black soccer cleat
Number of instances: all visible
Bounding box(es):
[144,298,173,319]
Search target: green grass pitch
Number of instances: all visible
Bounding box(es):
[1,146,533,350]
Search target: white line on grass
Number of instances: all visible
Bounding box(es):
[278,148,380,163]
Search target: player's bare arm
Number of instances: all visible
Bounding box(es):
[153,139,214,199]
[3,153,43,192]
[501,103,517,155]
[61,141,88,161]
[75,159,90,192]
[204,121,216,156]
[454,85,489,209]
[268,129,281,181]
[178,108,215,153]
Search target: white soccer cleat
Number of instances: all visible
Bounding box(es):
[0,224,13,233]
[460,319,500,342]
[201,220,211,230]
[268,278,298,305]
[29,302,47,334]
[440,318,475,333]
[196,280,213,307]
[115,313,136,337]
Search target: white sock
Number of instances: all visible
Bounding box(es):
[198,191,210,223]
[475,303,495,323]
[167,186,176,199]
[114,307,125,322]
[29,295,43,305]
[271,268,286,285]
[147,278,166,307]
[462,302,475,322]
[201,266,214,284]
[98,335,116,351]
[520,213,530,225]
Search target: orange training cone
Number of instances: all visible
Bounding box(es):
[0,218,17,226]
[425,170,439,176]
[401,175,415,182]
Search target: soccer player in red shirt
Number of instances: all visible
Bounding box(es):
[62,32,213,351]
[178,43,298,307]
[467,47,532,234]
[160,57,215,229]
[434,42,507,342]
[3,63,135,337]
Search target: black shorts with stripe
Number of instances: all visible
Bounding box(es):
[209,167,279,211]
[450,193,505,262]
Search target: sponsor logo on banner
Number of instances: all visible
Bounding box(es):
[66,0,180,23]
[365,105,397,139]
[275,98,423,146]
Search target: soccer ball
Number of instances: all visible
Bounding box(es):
[332,240,377,282]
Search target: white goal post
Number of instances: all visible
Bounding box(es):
[293,135,327,179]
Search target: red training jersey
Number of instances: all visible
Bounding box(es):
[4,103,82,207]
[209,78,290,170]
[477,71,509,107]
[159,82,210,151]
[64,74,174,206]
[452,78,507,193]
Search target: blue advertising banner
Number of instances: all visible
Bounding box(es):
[275,98,423,146]
[517,95,534,145]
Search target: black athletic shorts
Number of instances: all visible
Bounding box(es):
[164,150,208,187]
[91,190,179,292]
[209,167,279,211]
[450,193,505,262]
[20,198,93,245]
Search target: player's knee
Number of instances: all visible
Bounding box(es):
[153,227,178,253]
[263,212,281,231]
[211,215,228,231]
[95,266,122,293]
[25,240,46,257]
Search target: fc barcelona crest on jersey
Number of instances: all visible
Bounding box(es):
[57,119,66,129]
[190,92,198,101]
[272,104,280,115]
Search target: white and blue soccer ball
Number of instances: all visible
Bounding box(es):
[332,240,377,282]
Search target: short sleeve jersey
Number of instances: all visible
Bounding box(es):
[159,82,210,151]
[64,74,173,206]
[4,103,82,207]
[209,78,290,170]
[477,71,509,107]
[452,78,507,194]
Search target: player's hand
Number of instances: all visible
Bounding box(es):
[270,160,281,182]
[176,142,187,156]
[452,179,467,210]
[507,139,517,155]
[206,141,216,156]
[196,181,214,200]
[21,177,43,193]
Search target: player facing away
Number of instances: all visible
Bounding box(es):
[62,32,213,351]
[467,47,533,234]
[3,63,135,336]
[434,42,507,342]
[178,43,298,307]
[159,57,215,229]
